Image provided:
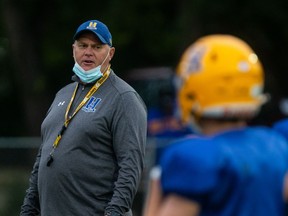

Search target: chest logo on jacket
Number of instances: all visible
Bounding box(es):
[58,101,65,106]
[82,96,102,112]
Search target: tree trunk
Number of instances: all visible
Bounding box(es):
[1,0,49,135]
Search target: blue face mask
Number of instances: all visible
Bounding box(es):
[73,50,110,83]
[73,63,103,83]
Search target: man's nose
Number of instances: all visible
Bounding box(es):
[84,46,94,55]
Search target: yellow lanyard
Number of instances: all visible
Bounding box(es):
[46,68,110,166]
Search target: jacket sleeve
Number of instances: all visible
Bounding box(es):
[105,91,147,215]
[20,145,42,216]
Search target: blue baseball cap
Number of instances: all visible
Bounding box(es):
[73,20,112,46]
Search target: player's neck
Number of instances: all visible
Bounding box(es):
[200,119,247,136]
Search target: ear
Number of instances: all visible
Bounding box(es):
[109,47,116,60]
[72,44,76,58]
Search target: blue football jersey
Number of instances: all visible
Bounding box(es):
[273,118,288,141]
[159,126,288,216]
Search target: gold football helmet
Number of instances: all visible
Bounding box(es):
[176,34,267,124]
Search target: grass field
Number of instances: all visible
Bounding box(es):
[0,167,31,216]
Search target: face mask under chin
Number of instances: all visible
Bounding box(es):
[72,49,110,83]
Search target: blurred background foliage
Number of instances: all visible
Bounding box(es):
[1,0,288,136]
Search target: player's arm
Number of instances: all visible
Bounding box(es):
[143,166,201,216]
[157,194,200,216]
[283,172,288,202]
[143,167,163,216]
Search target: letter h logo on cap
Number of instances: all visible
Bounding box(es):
[87,22,97,29]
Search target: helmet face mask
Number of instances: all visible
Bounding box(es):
[176,34,267,125]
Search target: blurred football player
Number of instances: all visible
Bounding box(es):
[143,34,288,216]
